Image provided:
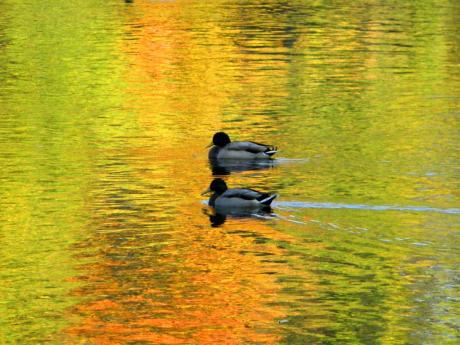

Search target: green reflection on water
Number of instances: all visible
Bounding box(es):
[0,0,130,343]
[0,0,459,344]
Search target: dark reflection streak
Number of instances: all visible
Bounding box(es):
[227,0,302,55]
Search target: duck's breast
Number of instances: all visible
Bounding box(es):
[208,146,221,160]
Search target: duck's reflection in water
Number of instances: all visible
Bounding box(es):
[204,207,275,227]
[209,158,276,175]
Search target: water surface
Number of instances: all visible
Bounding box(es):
[0,0,459,344]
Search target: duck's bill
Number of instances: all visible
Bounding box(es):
[206,142,213,148]
[201,188,212,196]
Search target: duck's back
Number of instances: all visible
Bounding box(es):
[215,191,261,209]
[214,188,275,209]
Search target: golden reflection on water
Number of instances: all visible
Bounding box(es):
[0,0,459,344]
[66,212,297,344]
[59,122,297,343]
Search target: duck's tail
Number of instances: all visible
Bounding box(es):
[264,146,278,157]
[259,193,277,205]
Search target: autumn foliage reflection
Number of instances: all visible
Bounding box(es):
[66,193,297,344]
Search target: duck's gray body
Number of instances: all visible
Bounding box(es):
[210,188,277,211]
[209,158,275,175]
[209,141,277,160]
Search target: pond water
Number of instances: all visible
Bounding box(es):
[0,0,459,344]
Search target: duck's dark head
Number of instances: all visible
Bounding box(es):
[209,178,228,195]
[201,178,228,197]
[212,132,231,147]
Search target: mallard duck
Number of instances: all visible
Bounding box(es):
[202,178,277,211]
[208,132,277,160]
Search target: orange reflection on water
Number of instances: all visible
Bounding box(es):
[63,104,295,344]
[64,199,296,344]
[64,2,305,343]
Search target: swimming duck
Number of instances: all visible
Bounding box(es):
[202,178,277,211]
[208,132,277,160]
